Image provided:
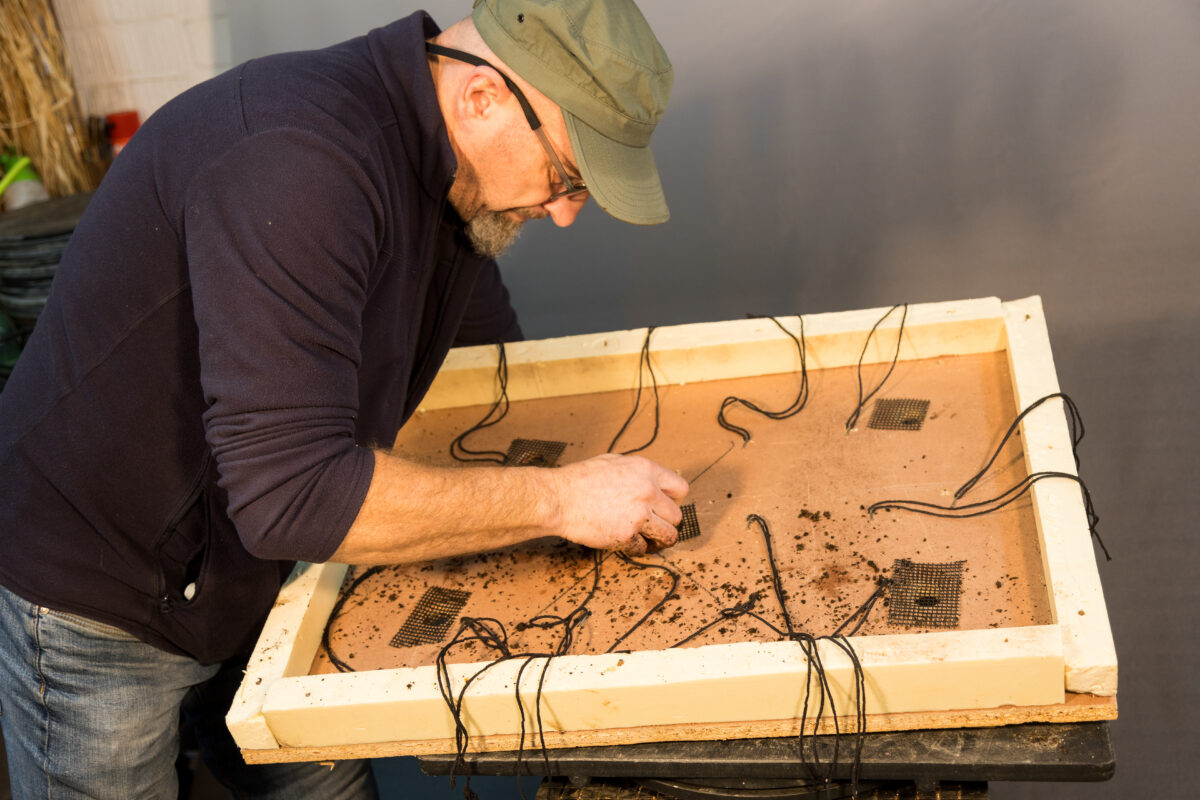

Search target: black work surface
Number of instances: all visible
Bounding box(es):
[417,723,1114,784]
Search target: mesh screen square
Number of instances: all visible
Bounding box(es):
[504,438,567,467]
[677,503,701,542]
[389,587,471,648]
[887,559,964,629]
[868,398,931,431]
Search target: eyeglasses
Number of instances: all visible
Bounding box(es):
[427,42,588,202]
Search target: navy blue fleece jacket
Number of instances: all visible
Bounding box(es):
[0,12,520,662]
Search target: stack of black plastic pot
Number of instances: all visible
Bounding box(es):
[0,192,92,390]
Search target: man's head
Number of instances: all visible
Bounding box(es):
[430,0,673,258]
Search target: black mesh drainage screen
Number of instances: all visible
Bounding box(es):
[504,438,567,467]
[887,559,965,629]
[676,503,701,542]
[389,587,471,647]
[868,398,931,431]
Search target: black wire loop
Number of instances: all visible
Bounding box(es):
[717,315,810,444]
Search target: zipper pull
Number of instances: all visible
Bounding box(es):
[160,594,172,614]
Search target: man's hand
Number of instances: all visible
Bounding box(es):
[333,451,688,566]
[552,454,689,556]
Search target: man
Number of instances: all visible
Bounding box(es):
[0,0,684,796]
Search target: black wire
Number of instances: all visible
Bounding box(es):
[867,393,1110,561]
[328,521,880,797]
[670,591,764,648]
[453,327,664,462]
[398,328,675,793]
[436,552,603,797]
[321,566,387,673]
[832,579,891,638]
[511,654,545,797]
[607,326,661,455]
[795,631,837,785]
[435,618,520,796]
[431,547,675,795]
[531,654,557,782]
[331,306,911,795]
[746,513,869,796]
[605,551,680,653]
[955,392,1082,500]
[822,633,868,795]
[667,511,881,798]
[748,513,796,636]
[433,514,879,789]
[450,342,510,464]
[717,315,809,444]
[845,304,908,432]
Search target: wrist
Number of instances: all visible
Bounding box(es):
[533,465,568,539]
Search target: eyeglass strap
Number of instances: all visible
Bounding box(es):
[531,126,576,188]
[426,42,542,132]
[426,41,580,192]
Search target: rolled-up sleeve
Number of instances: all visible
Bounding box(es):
[185,130,382,561]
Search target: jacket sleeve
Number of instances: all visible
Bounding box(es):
[184,129,381,562]
[453,259,524,345]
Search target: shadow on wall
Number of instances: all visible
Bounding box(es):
[506,1,1124,335]
[713,4,1121,289]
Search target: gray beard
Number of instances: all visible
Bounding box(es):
[464,209,525,259]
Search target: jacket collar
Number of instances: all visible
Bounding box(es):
[366,11,457,202]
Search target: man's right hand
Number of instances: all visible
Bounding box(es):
[333,450,690,565]
[551,454,690,556]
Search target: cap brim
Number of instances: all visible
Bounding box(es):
[564,111,669,226]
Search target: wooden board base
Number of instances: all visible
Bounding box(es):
[241,693,1115,764]
[313,350,1051,676]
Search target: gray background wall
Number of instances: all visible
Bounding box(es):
[230,2,1198,798]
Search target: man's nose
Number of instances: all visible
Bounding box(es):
[544,193,588,227]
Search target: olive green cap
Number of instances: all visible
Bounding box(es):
[473,0,673,224]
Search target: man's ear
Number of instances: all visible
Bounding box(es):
[458,65,513,125]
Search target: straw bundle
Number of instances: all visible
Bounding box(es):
[0,0,103,197]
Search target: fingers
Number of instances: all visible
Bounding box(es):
[649,484,683,525]
[619,533,649,556]
[656,468,689,501]
[611,459,685,554]
[638,508,680,551]
[641,464,687,551]
[552,454,691,554]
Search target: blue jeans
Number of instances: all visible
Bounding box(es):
[0,582,378,799]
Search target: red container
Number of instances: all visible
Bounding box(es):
[105,110,140,156]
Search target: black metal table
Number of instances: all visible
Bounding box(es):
[417,722,1114,799]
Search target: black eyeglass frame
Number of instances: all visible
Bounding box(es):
[426,42,588,202]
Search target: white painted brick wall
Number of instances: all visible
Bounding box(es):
[184,15,231,70]
[53,0,233,124]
